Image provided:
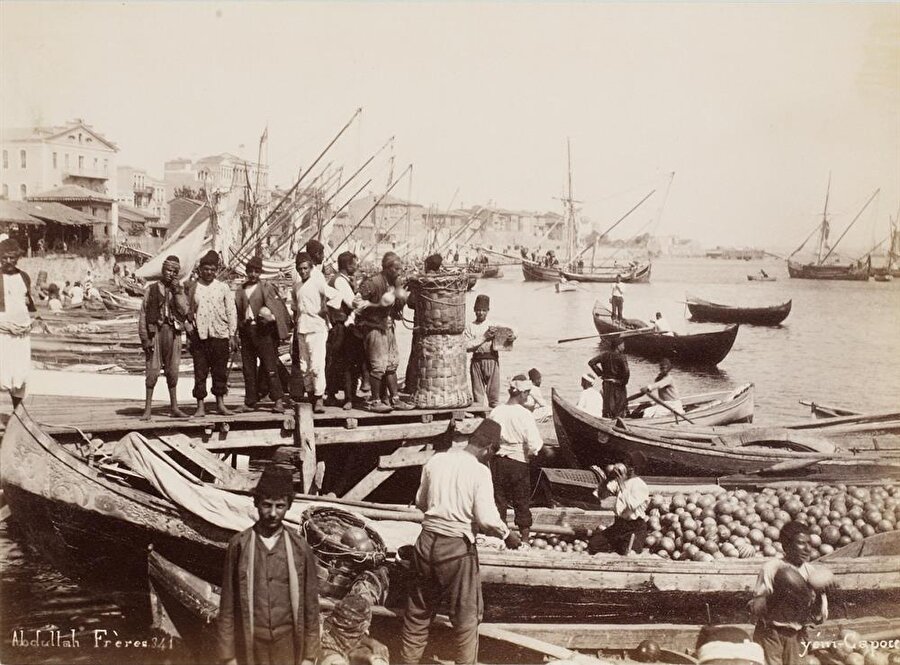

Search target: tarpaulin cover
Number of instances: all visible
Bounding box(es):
[109,431,420,550]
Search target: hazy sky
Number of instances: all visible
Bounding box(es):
[2,2,898,250]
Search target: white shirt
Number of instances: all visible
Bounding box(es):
[416,448,509,542]
[1,273,30,324]
[576,386,604,418]
[293,270,338,334]
[242,283,259,321]
[69,285,84,306]
[192,280,237,340]
[611,282,625,298]
[490,402,544,463]
[464,318,493,353]
[653,316,673,335]
[609,476,650,521]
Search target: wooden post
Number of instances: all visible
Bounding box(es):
[294,402,317,494]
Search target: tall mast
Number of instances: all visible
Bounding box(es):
[566,137,575,264]
[816,173,831,264]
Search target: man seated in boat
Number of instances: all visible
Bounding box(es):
[749,521,833,665]
[522,367,551,422]
[575,372,604,418]
[640,358,684,418]
[760,269,769,279]
[651,311,674,336]
[584,461,649,556]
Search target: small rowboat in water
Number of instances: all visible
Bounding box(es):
[685,296,792,326]
[552,389,900,478]
[592,302,739,366]
[746,274,776,282]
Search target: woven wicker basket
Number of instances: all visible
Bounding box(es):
[300,506,387,599]
[406,272,469,336]
[410,334,472,408]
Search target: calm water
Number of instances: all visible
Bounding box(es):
[2,257,899,664]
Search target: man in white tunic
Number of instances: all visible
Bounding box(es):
[575,372,604,418]
[0,238,36,409]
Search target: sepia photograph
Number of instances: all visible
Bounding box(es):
[0,2,898,664]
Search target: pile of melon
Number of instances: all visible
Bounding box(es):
[643,484,899,562]
[514,483,899,560]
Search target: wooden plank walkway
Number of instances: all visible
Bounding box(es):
[1,394,490,439]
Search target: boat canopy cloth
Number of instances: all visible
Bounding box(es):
[109,431,420,551]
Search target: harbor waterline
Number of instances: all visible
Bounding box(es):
[2,257,899,664]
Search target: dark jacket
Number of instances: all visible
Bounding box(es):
[138,281,189,347]
[0,270,37,313]
[590,349,630,385]
[217,527,320,665]
[235,280,291,341]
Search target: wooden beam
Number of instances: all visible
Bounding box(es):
[342,468,396,502]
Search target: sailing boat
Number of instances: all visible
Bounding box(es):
[521,140,652,283]
[787,177,878,281]
[871,217,899,282]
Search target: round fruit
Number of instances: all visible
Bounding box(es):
[635,640,661,663]
[822,526,841,545]
[800,654,821,665]
[341,526,374,551]
[660,537,675,553]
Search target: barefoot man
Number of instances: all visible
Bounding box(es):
[138,255,189,419]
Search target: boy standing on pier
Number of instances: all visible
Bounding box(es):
[138,254,189,420]
[218,465,320,665]
[465,294,500,408]
[187,250,238,417]
[235,256,292,412]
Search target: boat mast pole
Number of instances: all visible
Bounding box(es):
[566,137,575,267]
[819,188,880,265]
[816,173,831,264]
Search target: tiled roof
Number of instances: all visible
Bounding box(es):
[28,184,114,203]
[0,200,43,225]
[13,201,102,226]
[118,203,158,223]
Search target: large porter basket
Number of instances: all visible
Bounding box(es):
[300,506,387,599]
[410,334,471,408]
[406,272,468,336]
[406,271,472,408]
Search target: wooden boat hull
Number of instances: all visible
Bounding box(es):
[746,275,777,281]
[4,407,899,626]
[521,260,560,281]
[481,265,502,278]
[559,262,652,284]
[592,302,739,366]
[551,390,900,478]
[788,261,870,281]
[686,298,792,326]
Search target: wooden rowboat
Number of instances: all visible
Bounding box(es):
[4,405,899,626]
[552,389,900,478]
[746,274,777,282]
[559,262,652,284]
[686,297,792,326]
[592,302,739,366]
[148,549,900,658]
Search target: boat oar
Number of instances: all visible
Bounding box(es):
[558,326,655,344]
[752,457,832,476]
[641,390,696,424]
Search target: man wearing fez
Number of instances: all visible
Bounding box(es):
[186,250,238,417]
[235,256,291,412]
[0,238,37,410]
[399,418,520,665]
[355,251,412,413]
[138,254,189,420]
[217,465,320,665]
[464,294,500,408]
